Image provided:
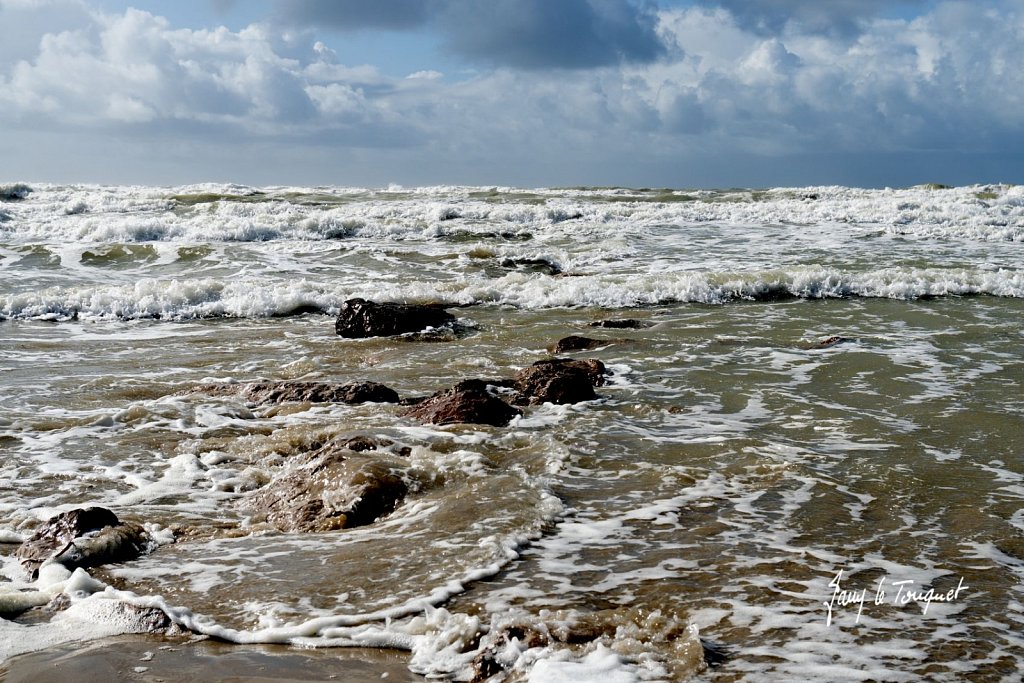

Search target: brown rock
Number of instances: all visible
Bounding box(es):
[15,507,150,579]
[191,380,400,404]
[335,298,455,338]
[401,379,521,426]
[244,454,407,533]
[512,359,607,405]
[240,380,400,404]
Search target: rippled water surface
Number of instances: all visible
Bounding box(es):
[2,183,1024,680]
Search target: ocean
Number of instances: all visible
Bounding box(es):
[1,182,1022,681]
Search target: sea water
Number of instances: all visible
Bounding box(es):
[1,182,1022,680]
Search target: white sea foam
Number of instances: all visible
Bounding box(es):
[2,183,1023,245]
[529,645,640,683]
[1,265,1021,321]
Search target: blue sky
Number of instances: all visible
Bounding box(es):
[1,0,1020,188]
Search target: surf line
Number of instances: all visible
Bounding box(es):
[823,569,970,626]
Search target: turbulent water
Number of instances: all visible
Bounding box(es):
[1,182,1023,681]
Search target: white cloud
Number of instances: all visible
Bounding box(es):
[1,0,1023,186]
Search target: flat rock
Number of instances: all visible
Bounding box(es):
[193,380,400,405]
[335,298,455,338]
[401,379,522,426]
[589,318,652,329]
[240,380,400,404]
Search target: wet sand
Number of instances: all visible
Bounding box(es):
[0,636,423,682]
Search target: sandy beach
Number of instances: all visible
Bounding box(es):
[1,635,422,682]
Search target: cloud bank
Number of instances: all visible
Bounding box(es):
[1,0,1022,186]
[278,0,666,69]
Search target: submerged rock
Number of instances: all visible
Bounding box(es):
[244,453,408,533]
[402,379,522,427]
[15,507,151,579]
[798,335,851,349]
[745,286,798,302]
[472,624,551,681]
[334,298,455,338]
[512,359,607,405]
[552,335,606,353]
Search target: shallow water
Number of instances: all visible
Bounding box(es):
[2,182,1023,680]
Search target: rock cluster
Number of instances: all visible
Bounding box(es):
[401,358,608,427]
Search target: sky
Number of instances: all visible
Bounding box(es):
[1,0,1022,188]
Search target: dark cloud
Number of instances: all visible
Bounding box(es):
[713,0,933,36]
[438,0,665,69]
[277,0,666,69]
[279,0,437,31]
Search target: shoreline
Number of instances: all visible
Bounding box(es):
[0,635,423,682]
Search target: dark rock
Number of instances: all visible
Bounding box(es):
[499,257,563,276]
[512,359,607,406]
[552,335,606,353]
[799,335,851,349]
[340,435,393,452]
[272,303,326,317]
[401,379,522,426]
[701,638,731,668]
[334,298,455,338]
[745,286,797,302]
[240,380,400,405]
[244,453,407,533]
[192,380,400,405]
[589,318,652,329]
[15,507,151,579]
